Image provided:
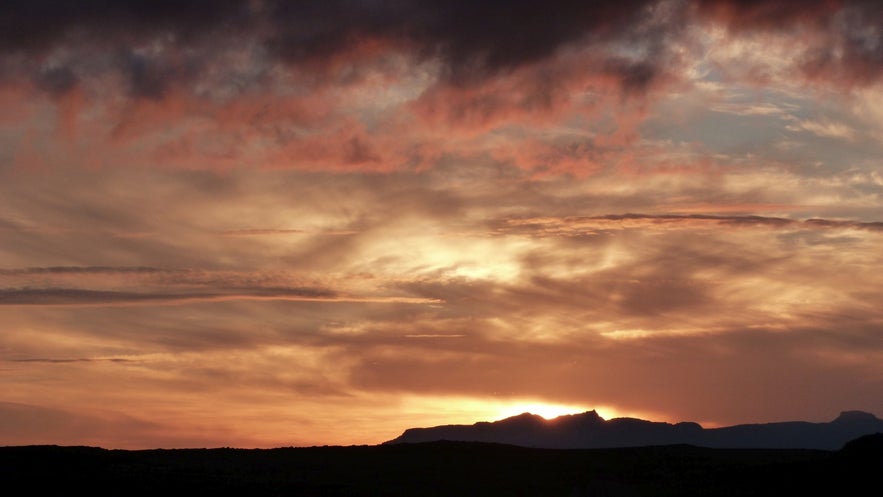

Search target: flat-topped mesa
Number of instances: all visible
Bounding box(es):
[833,411,881,424]
[572,409,604,422]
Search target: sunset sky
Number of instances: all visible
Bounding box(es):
[2,0,882,449]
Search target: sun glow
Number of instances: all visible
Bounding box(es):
[495,401,596,420]
[395,396,615,427]
[491,401,669,423]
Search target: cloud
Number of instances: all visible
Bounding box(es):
[0,1,251,53]
[803,218,883,230]
[493,214,883,237]
[0,1,674,95]
[0,286,440,307]
[262,0,670,82]
[710,101,798,117]
[0,286,338,306]
[799,1,883,85]
[3,1,877,99]
[694,0,844,28]
[3,0,879,180]
[8,357,134,363]
[217,229,306,236]
[404,334,466,338]
[695,0,883,86]
[786,119,858,142]
[0,266,164,275]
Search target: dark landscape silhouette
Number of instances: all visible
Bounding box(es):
[386,410,883,450]
[2,411,882,496]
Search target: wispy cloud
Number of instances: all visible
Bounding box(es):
[217,229,358,236]
[494,214,883,237]
[0,287,326,306]
[0,266,164,275]
[8,357,135,363]
[787,119,858,142]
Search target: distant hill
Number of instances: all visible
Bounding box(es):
[385,410,883,450]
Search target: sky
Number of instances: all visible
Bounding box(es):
[1,0,882,449]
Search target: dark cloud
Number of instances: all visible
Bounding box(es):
[33,66,78,95]
[3,0,877,106]
[0,286,336,306]
[693,0,844,28]
[0,1,252,100]
[1,1,652,58]
[8,357,134,363]
[0,0,675,98]
[0,287,194,305]
[0,266,164,275]
[605,60,661,95]
[493,214,883,238]
[804,218,883,231]
[123,52,176,100]
[0,0,251,53]
[265,0,658,79]
[696,0,883,84]
[827,2,883,84]
[594,213,797,227]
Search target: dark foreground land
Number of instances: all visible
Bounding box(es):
[2,436,881,496]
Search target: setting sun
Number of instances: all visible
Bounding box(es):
[494,401,595,420]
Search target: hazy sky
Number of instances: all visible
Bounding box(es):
[2,0,882,448]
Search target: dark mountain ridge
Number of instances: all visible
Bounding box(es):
[385,410,883,450]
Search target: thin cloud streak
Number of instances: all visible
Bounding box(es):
[495,214,883,237]
[8,357,135,363]
[0,287,440,307]
[217,229,359,236]
[0,266,165,275]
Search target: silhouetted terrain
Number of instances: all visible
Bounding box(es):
[2,435,882,496]
[386,410,883,450]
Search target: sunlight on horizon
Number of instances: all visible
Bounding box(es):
[490,402,677,424]
[399,396,640,422]
[494,401,606,420]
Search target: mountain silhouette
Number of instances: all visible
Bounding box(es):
[385,410,883,450]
